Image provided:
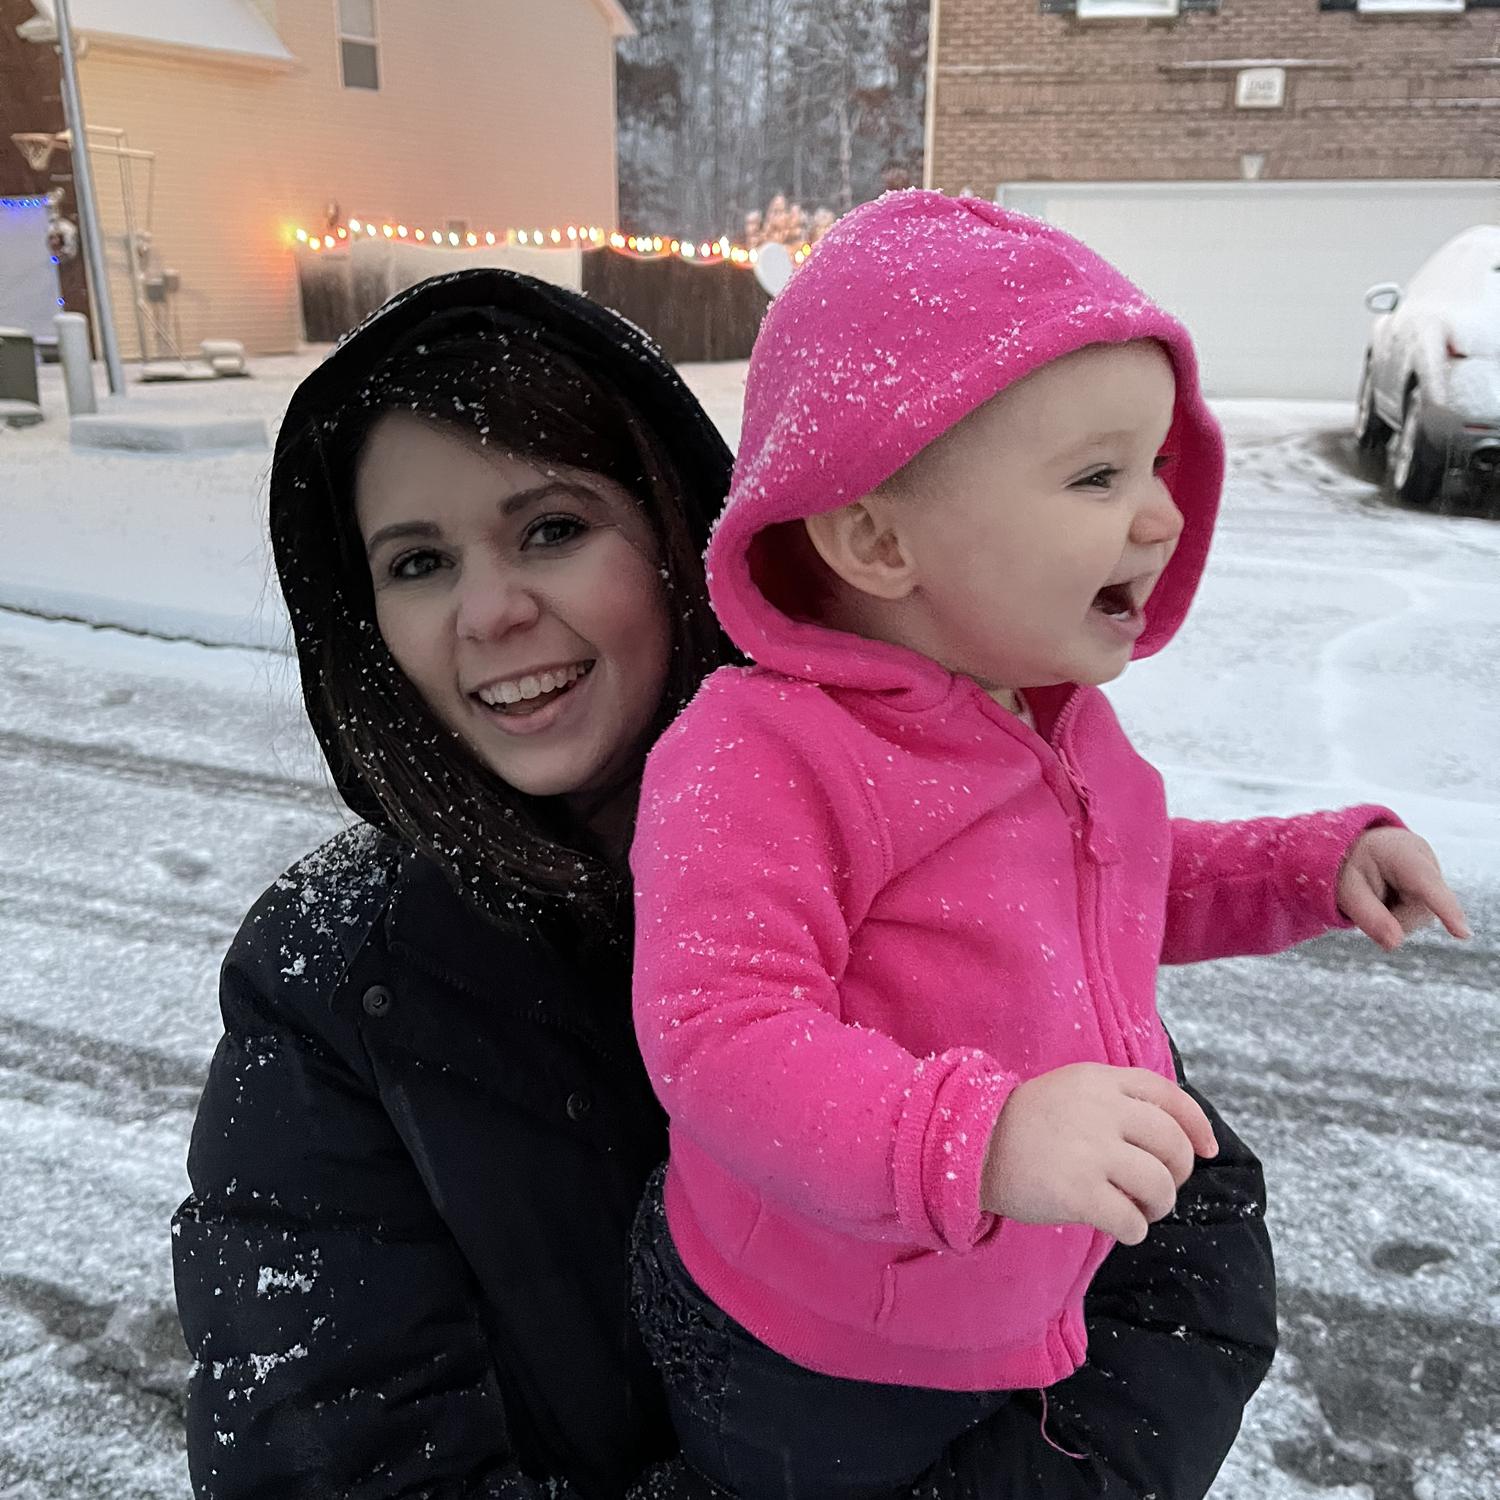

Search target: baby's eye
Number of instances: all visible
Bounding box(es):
[524,514,588,549]
[1074,467,1118,490]
[390,548,446,580]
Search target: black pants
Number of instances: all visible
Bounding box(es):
[630,1167,1009,1500]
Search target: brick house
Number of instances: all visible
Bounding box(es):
[926,0,1500,192]
[2,0,634,357]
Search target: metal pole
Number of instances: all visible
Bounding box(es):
[53,0,125,395]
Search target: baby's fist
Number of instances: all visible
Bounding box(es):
[1338,826,1470,951]
[979,1064,1217,1246]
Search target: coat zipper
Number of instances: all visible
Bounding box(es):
[1052,694,1139,1068]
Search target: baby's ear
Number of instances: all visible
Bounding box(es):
[802,500,915,601]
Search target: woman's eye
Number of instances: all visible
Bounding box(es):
[1153,453,1176,474]
[523,514,588,549]
[389,548,446,580]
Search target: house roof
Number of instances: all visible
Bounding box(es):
[21,0,293,63]
[588,0,637,40]
[21,1,635,54]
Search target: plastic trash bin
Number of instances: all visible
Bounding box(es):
[0,328,40,403]
[0,327,43,426]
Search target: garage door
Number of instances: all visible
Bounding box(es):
[996,179,1500,399]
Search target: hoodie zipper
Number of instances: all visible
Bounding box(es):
[1051,694,1139,1069]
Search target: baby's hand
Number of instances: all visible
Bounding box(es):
[979,1064,1217,1246]
[1338,827,1471,951]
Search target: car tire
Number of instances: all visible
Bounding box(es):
[1388,385,1445,508]
[1354,359,1391,452]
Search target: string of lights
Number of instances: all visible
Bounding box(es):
[292,218,814,268]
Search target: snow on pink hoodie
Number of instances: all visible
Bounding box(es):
[631,192,1394,1391]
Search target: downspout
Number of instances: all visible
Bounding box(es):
[922,0,940,190]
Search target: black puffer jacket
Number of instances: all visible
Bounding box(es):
[174,271,1277,1500]
[175,828,681,1498]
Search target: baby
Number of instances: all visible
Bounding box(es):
[628,192,1469,1500]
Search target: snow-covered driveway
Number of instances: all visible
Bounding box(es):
[1,369,1496,1498]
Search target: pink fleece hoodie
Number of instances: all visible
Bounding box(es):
[631,192,1393,1391]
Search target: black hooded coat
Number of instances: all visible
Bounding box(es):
[173,270,1277,1500]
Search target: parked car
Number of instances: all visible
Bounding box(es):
[1355,225,1500,508]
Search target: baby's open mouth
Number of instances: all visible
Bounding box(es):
[1091,582,1140,620]
[473,661,595,717]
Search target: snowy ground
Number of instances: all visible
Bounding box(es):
[1,358,1497,1499]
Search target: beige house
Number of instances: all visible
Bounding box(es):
[15,0,634,356]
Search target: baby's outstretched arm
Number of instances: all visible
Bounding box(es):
[1161,806,1399,964]
[1336,825,1471,950]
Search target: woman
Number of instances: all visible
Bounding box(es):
[173,268,1276,1500]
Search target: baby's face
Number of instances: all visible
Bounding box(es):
[885,340,1183,692]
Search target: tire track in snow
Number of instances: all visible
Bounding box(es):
[1272,1283,1500,1500]
[1184,1051,1495,1152]
[2,872,241,952]
[0,1013,207,1124]
[0,727,334,810]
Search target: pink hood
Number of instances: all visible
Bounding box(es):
[708,191,1225,695]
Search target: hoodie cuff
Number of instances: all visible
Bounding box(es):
[891,1051,1016,1254]
[1285,804,1404,932]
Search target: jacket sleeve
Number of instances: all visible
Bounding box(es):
[173,874,566,1500]
[632,684,1015,1255]
[1161,805,1400,965]
[914,1054,1277,1499]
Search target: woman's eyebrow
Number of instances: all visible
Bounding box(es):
[364,520,440,558]
[498,480,600,516]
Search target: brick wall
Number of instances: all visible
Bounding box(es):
[929,0,1500,189]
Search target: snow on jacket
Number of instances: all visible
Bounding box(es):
[630,192,1394,1391]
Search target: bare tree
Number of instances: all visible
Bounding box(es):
[616,0,927,238]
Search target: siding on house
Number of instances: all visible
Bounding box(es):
[54,0,622,356]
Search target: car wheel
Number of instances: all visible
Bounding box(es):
[1388,386,1444,508]
[1354,359,1391,451]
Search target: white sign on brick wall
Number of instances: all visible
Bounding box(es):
[1235,67,1287,110]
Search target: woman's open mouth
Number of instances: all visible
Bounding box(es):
[470,661,596,733]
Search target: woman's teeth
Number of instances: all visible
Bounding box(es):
[476,662,592,709]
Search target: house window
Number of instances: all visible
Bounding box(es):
[1076,0,1181,15]
[1322,1,1468,11]
[339,0,379,90]
[1041,0,1218,15]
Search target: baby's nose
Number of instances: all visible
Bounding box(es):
[1134,488,1185,547]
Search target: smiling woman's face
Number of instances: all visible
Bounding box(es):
[354,412,673,802]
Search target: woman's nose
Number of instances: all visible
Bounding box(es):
[455,559,542,641]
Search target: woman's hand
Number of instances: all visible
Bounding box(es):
[980,1063,1218,1245]
[1338,827,1471,951]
